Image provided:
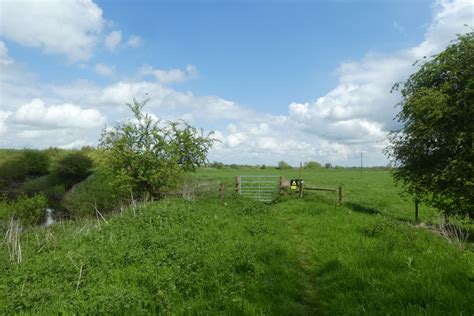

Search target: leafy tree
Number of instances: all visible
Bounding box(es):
[325,163,332,169]
[304,161,322,169]
[51,152,94,189]
[99,99,215,199]
[387,32,474,219]
[277,161,291,170]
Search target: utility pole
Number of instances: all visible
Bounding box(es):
[299,162,302,179]
[360,153,363,178]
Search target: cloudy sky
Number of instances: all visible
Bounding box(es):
[0,0,472,166]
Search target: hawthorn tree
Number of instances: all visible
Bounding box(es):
[99,99,215,199]
[387,32,474,219]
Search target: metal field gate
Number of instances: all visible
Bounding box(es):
[237,175,280,202]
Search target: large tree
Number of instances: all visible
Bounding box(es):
[387,32,473,219]
[99,99,215,199]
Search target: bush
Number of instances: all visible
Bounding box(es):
[62,171,128,218]
[0,150,50,195]
[21,176,66,201]
[0,194,47,226]
[325,163,332,169]
[51,152,93,189]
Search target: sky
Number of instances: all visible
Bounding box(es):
[0,0,472,166]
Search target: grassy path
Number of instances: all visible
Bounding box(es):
[1,196,473,314]
[281,210,321,315]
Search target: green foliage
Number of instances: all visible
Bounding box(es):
[304,161,322,169]
[0,194,47,226]
[260,164,266,169]
[62,171,129,218]
[387,32,474,217]
[0,150,50,195]
[99,99,215,198]
[325,163,332,169]
[277,160,291,169]
[50,152,94,189]
[209,161,225,169]
[21,176,65,200]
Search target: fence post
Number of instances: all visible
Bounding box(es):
[279,176,285,196]
[415,200,419,223]
[338,186,343,205]
[235,176,241,195]
[299,180,304,198]
[219,182,224,200]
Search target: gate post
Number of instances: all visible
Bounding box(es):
[279,176,285,196]
[235,176,241,195]
[298,180,304,198]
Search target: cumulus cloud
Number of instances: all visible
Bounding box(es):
[126,35,143,48]
[0,0,104,61]
[95,63,116,77]
[105,30,122,51]
[11,99,105,129]
[138,64,198,84]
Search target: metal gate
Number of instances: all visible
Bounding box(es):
[237,175,280,202]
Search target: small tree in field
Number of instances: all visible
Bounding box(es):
[99,99,215,199]
[387,32,474,220]
[277,161,291,170]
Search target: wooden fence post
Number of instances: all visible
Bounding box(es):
[299,180,304,198]
[219,182,224,200]
[415,200,419,223]
[338,186,343,205]
[279,176,285,196]
[235,176,241,195]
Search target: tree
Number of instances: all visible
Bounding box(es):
[304,161,322,169]
[277,161,291,169]
[386,32,474,219]
[325,163,332,169]
[99,99,215,199]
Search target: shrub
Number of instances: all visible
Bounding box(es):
[0,150,50,194]
[62,171,128,218]
[0,194,47,226]
[50,152,93,189]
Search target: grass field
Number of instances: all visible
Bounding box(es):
[1,168,473,314]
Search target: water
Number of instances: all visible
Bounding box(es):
[44,208,56,226]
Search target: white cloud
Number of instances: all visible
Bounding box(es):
[126,35,143,48]
[139,64,198,84]
[105,30,122,51]
[0,41,13,65]
[95,63,115,77]
[11,99,105,129]
[0,0,104,61]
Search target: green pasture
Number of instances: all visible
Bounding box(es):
[1,167,473,314]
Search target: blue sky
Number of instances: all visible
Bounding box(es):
[0,0,472,166]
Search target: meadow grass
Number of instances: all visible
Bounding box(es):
[0,168,473,314]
